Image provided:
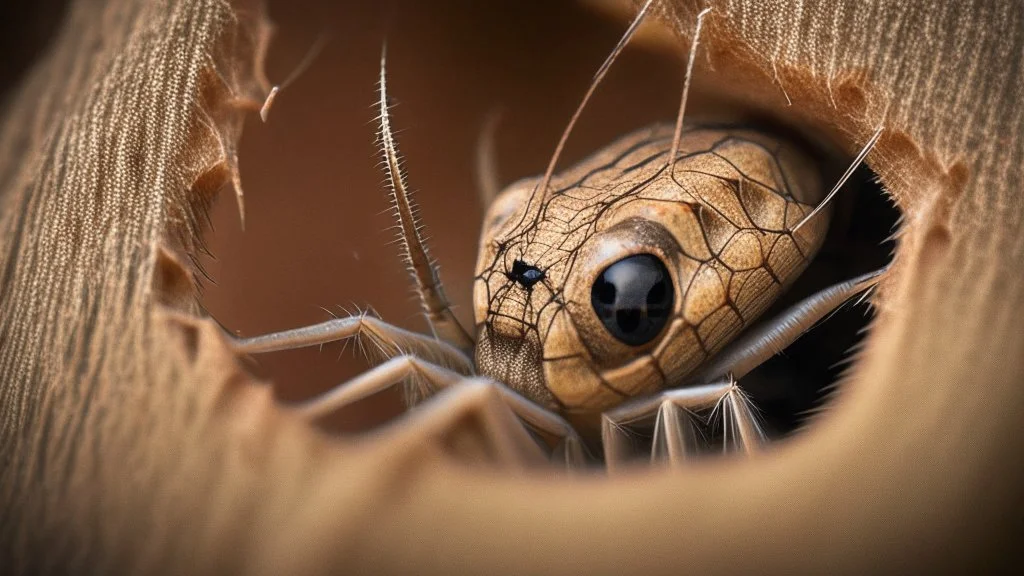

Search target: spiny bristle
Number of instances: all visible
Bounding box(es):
[317,305,339,320]
[372,44,478,353]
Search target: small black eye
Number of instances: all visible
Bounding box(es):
[591,254,674,346]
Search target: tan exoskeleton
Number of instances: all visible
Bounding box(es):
[228,3,883,468]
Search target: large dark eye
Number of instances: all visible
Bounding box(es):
[590,254,674,346]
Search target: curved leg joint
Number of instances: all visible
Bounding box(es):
[602,379,764,472]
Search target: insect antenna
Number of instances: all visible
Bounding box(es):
[533,0,657,202]
[791,126,884,233]
[376,44,475,354]
[668,7,712,170]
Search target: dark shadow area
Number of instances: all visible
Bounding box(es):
[0,0,68,104]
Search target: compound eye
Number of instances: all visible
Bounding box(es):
[590,254,674,346]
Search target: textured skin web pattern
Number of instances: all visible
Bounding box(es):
[473,124,828,413]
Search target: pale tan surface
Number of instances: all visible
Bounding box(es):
[1,1,1021,575]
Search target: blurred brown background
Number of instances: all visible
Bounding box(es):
[0,0,68,99]
[196,0,687,411]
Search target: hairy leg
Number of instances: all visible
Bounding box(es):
[286,353,586,467]
[601,380,762,469]
[379,379,551,469]
[688,268,883,384]
[602,269,883,469]
[226,311,473,374]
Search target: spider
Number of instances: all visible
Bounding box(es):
[227,3,883,469]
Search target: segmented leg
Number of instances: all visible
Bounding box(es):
[602,269,883,470]
[227,311,473,375]
[293,355,460,417]
[286,353,586,467]
[381,379,550,469]
[687,268,884,384]
[602,379,761,470]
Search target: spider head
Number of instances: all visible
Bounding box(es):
[472,125,825,415]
